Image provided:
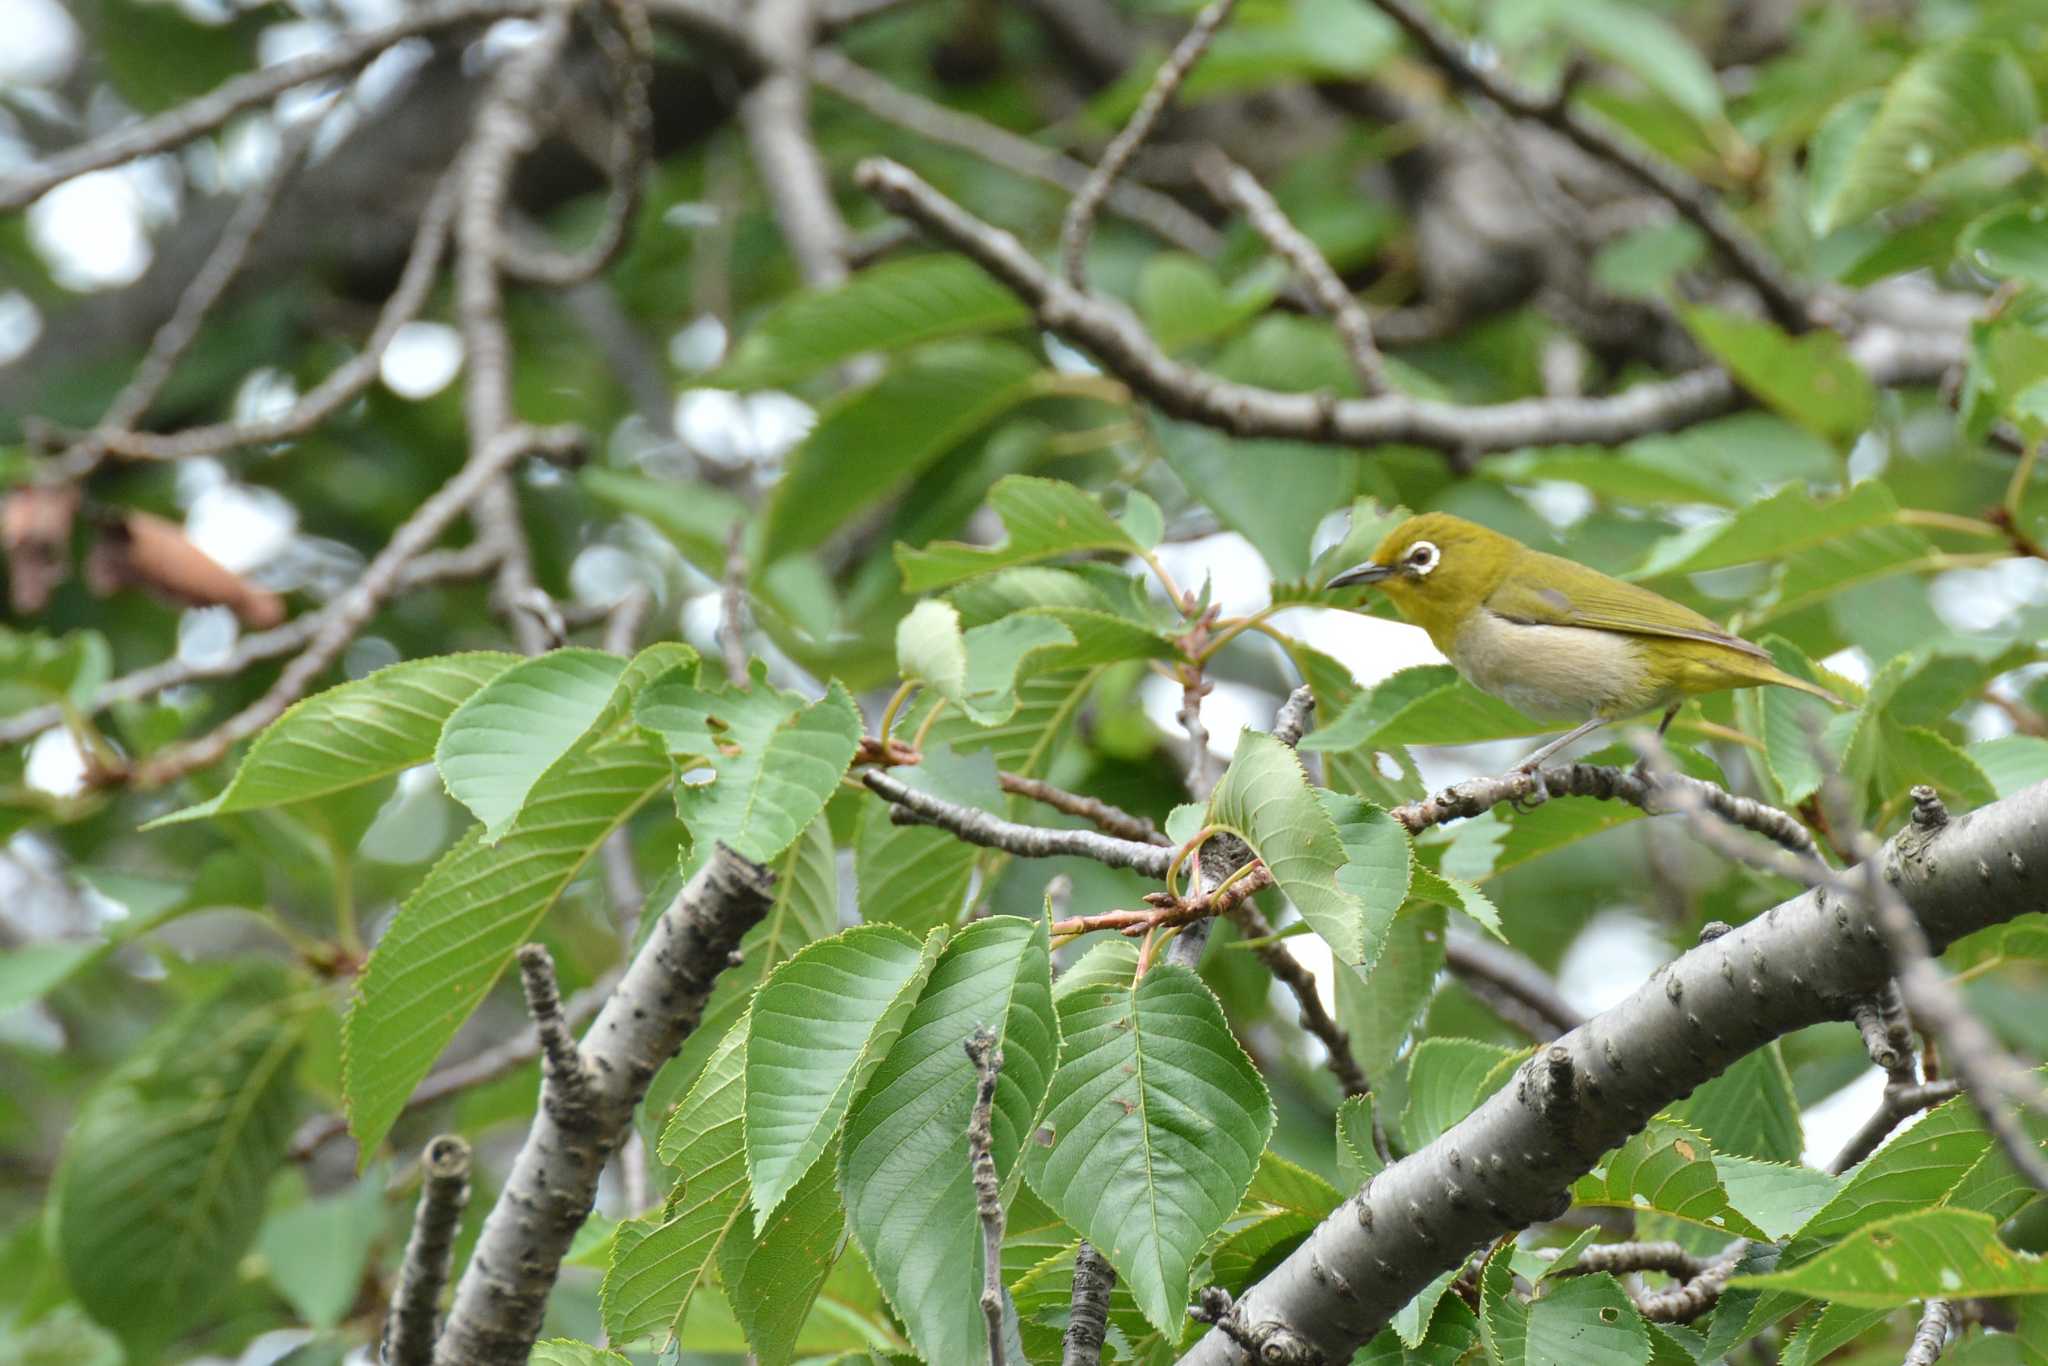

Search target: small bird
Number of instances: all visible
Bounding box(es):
[1326,512,1842,770]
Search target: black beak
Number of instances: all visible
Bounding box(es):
[1325,561,1394,589]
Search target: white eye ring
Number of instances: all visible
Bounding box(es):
[1406,540,1440,575]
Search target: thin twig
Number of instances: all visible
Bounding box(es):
[0,0,543,213]
[1271,685,1316,748]
[808,50,1221,258]
[966,1027,1009,1366]
[289,970,617,1162]
[1828,1080,1963,1175]
[1851,978,1917,1085]
[719,522,750,684]
[49,118,320,482]
[866,769,1172,876]
[998,772,1164,845]
[855,158,1960,458]
[744,0,849,289]
[96,171,462,462]
[121,423,581,788]
[1060,0,1240,287]
[1558,1241,1707,1281]
[516,943,593,1116]
[1904,1298,1957,1366]
[381,1135,473,1366]
[1627,1244,1745,1324]
[1444,929,1585,1039]
[1195,150,1387,394]
[1363,0,1812,331]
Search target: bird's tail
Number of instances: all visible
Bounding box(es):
[1755,664,1849,707]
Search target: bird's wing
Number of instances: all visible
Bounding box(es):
[1486,551,1771,660]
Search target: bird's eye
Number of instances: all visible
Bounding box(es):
[1406,541,1439,574]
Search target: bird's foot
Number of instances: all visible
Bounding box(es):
[1508,766,1550,812]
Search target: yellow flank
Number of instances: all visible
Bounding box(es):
[1327,511,1843,731]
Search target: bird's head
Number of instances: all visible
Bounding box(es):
[1325,512,1517,636]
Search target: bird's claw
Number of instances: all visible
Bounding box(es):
[1509,767,1550,812]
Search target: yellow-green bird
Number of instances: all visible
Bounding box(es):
[1326,512,1842,770]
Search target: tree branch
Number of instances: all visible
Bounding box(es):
[864,768,1173,877]
[1362,0,1813,332]
[382,1135,472,1366]
[1063,1240,1118,1366]
[966,1027,1009,1366]
[854,158,1957,457]
[743,0,849,289]
[1443,929,1585,1040]
[432,845,776,1364]
[1179,778,2048,1364]
[1060,0,1239,286]
[1904,1297,1958,1366]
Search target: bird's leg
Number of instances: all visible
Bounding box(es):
[1511,716,1611,775]
[1630,705,1683,781]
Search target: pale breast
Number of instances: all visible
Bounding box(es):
[1449,609,1652,721]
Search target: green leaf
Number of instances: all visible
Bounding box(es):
[1315,789,1413,965]
[711,256,1030,387]
[719,1135,848,1366]
[145,653,519,827]
[1673,1042,1803,1165]
[1136,254,1283,351]
[1750,635,1847,805]
[1632,481,1901,580]
[1961,203,2048,290]
[1795,1090,2004,1244]
[1338,905,1446,1080]
[1302,665,1547,754]
[1409,864,1503,940]
[1680,307,1877,444]
[1152,418,1363,581]
[1736,1208,2048,1306]
[344,647,687,1157]
[1025,963,1273,1334]
[1571,1120,1767,1239]
[1207,731,1382,966]
[1481,1239,1528,1364]
[605,1023,749,1343]
[1525,1274,1652,1366]
[1711,1154,1841,1241]
[896,601,1080,727]
[762,341,1045,562]
[581,465,747,575]
[531,1341,631,1366]
[1779,1303,1896,1366]
[854,742,1005,932]
[258,1172,385,1329]
[1337,1093,1386,1190]
[1812,39,2040,233]
[636,667,863,864]
[1970,735,2048,799]
[896,475,1157,592]
[745,925,943,1228]
[1399,1037,1520,1150]
[52,969,302,1356]
[1534,0,1722,123]
[841,916,1057,1366]
[435,649,630,842]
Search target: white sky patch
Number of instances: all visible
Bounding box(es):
[1042,332,1100,375]
[1149,531,1270,616]
[1276,607,1445,688]
[0,0,79,85]
[0,290,42,366]
[355,36,431,111]
[674,388,815,470]
[233,366,300,427]
[1819,647,1871,688]
[1524,480,1594,529]
[1556,911,1668,1015]
[185,481,297,573]
[1138,673,1273,764]
[1798,1066,1889,1170]
[28,171,151,289]
[380,320,463,398]
[570,542,662,607]
[219,115,283,192]
[177,605,240,668]
[24,729,87,798]
[668,314,728,373]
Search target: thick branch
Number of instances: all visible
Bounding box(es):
[1064,1241,1118,1366]
[743,0,849,288]
[1905,1298,1958,1366]
[1181,778,2048,1364]
[855,159,1957,457]
[382,1135,472,1366]
[432,845,777,1364]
